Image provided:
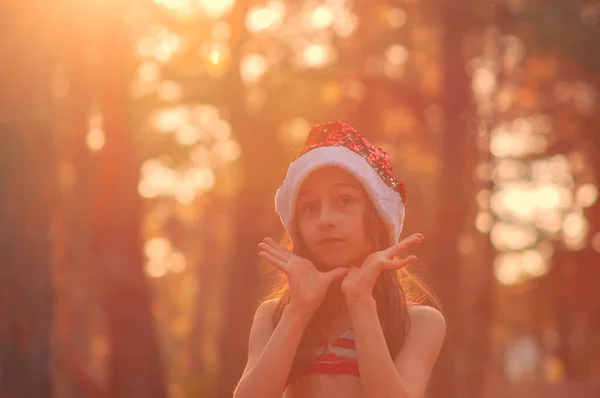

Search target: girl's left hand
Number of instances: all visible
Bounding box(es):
[341,233,423,301]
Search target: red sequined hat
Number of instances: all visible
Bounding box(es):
[275,120,407,245]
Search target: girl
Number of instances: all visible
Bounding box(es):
[234,121,446,398]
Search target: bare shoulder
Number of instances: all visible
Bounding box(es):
[256,298,279,318]
[251,298,279,336]
[408,305,446,334]
[241,298,280,376]
[392,306,446,397]
[405,305,447,351]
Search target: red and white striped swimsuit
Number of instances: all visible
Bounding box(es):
[287,304,417,385]
[305,329,359,376]
[285,329,358,388]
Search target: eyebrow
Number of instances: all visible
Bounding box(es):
[334,182,361,191]
[297,182,362,199]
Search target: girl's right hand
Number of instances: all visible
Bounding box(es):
[258,237,348,316]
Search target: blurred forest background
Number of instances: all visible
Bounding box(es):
[1,0,600,397]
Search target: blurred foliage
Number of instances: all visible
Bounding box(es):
[1,0,600,398]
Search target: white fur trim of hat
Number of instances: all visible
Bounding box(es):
[275,146,405,246]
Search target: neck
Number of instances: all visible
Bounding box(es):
[320,281,352,329]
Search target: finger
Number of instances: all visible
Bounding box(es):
[258,242,288,262]
[263,237,292,257]
[324,267,349,283]
[381,255,417,270]
[385,234,423,256]
[258,251,289,273]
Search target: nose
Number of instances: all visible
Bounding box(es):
[317,203,336,229]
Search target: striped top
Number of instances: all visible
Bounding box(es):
[285,329,358,388]
[305,329,359,376]
[288,303,418,384]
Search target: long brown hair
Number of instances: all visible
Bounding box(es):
[264,204,441,382]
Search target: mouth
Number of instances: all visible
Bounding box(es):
[318,237,344,244]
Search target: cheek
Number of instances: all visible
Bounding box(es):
[346,210,369,241]
[296,216,312,240]
[338,215,372,256]
[296,217,321,255]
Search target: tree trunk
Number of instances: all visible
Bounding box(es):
[189,196,222,392]
[89,4,167,398]
[215,89,285,398]
[50,4,101,396]
[429,0,472,397]
[213,2,283,396]
[0,4,56,397]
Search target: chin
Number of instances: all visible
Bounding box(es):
[321,262,348,270]
[316,255,355,270]
[308,244,369,269]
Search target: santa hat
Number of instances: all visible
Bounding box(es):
[275,120,407,246]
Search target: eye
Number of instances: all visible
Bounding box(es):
[300,202,317,214]
[339,195,355,206]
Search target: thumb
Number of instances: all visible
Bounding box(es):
[324,267,349,283]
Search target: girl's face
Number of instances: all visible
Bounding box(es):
[295,166,373,269]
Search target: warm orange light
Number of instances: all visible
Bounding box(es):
[167,252,187,273]
[158,80,182,102]
[310,6,333,29]
[151,107,187,133]
[475,211,493,233]
[385,44,408,65]
[240,54,268,84]
[591,233,600,253]
[494,250,549,285]
[175,125,201,146]
[153,0,235,18]
[198,0,234,18]
[563,212,587,249]
[300,44,330,67]
[86,128,106,152]
[575,183,598,207]
[213,140,241,163]
[154,0,188,10]
[490,222,538,251]
[387,8,407,28]
[144,237,172,262]
[86,113,105,151]
[246,2,285,32]
[209,48,221,65]
[281,118,311,146]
